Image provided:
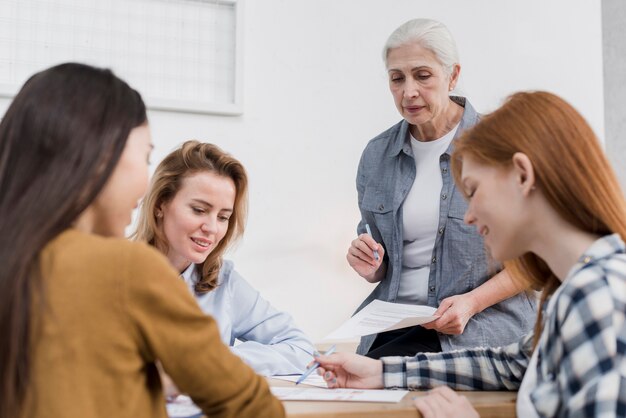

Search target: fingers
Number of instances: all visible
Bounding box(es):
[348,235,382,265]
[313,353,347,372]
[319,369,339,388]
[424,299,457,333]
[414,396,436,418]
[433,298,453,317]
[414,387,478,418]
[429,386,458,402]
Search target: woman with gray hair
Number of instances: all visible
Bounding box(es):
[347,18,536,358]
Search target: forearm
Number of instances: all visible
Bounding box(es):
[467,269,528,314]
[382,335,531,391]
[233,339,314,376]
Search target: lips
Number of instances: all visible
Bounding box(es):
[404,105,425,113]
[190,237,212,249]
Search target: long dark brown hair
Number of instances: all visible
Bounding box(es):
[451,91,626,347]
[0,63,147,417]
[132,140,248,293]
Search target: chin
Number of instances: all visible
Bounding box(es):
[189,253,210,264]
[490,246,523,263]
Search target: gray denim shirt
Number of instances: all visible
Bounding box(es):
[355,97,537,354]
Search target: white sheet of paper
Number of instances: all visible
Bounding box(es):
[272,373,328,388]
[324,299,438,340]
[166,395,202,418]
[270,386,408,403]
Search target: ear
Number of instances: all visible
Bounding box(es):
[449,64,461,91]
[511,152,536,197]
[155,202,164,219]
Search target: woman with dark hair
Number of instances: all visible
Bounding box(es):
[315,91,626,417]
[0,63,283,418]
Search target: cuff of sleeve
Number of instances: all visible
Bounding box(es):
[381,356,408,389]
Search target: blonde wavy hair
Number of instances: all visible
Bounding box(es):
[132,140,248,293]
[451,91,626,347]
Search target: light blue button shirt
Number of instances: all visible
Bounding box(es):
[354,97,537,354]
[181,260,315,376]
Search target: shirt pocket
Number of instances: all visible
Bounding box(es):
[447,187,468,220]
[361,187,394,246]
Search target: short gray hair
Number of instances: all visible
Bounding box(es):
[383,19,460,76]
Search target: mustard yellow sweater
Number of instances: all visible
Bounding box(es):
[23,229,284,418]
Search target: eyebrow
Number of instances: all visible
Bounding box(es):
[388,65,434,73]
[191,198,233,212]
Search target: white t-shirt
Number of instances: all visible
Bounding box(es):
[397,123,459,304]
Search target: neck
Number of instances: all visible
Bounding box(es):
[411,98,463,141]
[168,255,192,274]
[529,214,600,281]
[74,209,95,233]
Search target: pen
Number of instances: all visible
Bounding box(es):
[364,223,380,261]
[296,345,337,385]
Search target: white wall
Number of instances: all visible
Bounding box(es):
[0,0,604,342]
[603,0,626,191]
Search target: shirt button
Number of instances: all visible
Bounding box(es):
[431,256,437,263]
[429,286,435,292]
[378,204,385,211]
[442,167,448,174]
[438,227,444,234]
[441,193,447,200]
[582,256,592,264]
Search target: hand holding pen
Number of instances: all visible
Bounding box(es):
[296,345,337,385]
[364,224,380,261]
[346,223,385,281]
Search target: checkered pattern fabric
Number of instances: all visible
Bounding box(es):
[382,234,626,417]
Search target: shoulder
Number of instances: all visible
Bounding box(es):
[555,253,626,320]
[46,229,169,271]
[360,120,406,162]
[219,260,262,297]
[453,96,481,133]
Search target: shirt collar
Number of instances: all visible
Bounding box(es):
[180,263,198,284]
[387,96,477,157]
[565,233,625,280]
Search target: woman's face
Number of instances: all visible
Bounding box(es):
[90,124,153,237]
[159,171,236,272]
[387,42,458,129]
[460,155,530,262]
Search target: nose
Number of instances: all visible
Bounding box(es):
[200,216,218,234]
[404,78,420,99]
[463,206,476,226]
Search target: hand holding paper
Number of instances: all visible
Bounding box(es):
[324,300,439,340]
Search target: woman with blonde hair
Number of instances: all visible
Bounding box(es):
[314,91,626,417]
[134,140,314,376]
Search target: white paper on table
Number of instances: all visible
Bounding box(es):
[272,373,328,388]
[270,386,408,403]
[324,299,438,340]
[166,395,202,418]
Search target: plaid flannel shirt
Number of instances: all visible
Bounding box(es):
[382,234,626,417]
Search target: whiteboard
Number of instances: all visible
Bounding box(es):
[0,0,243,115]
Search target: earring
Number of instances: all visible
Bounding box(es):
[156,211,163,218]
